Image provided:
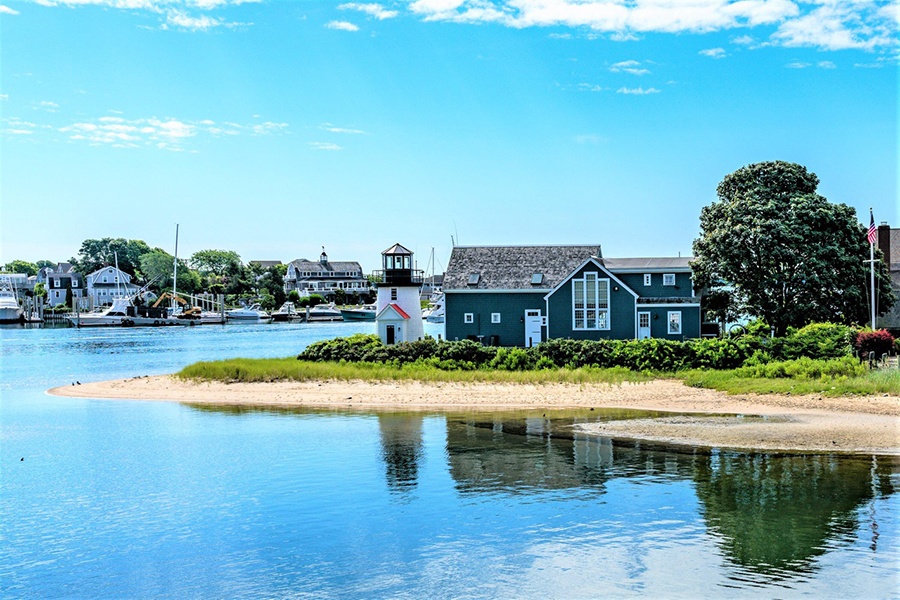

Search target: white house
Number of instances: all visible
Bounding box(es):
[284,249,371,300]
[86,266,140,307]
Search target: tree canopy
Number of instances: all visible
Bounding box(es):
[3,260,39,276]
[70,238,152,278]
[190,249,242,277]
[691,161,894,335]
[139,251,200,295]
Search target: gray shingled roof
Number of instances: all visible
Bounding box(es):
[444,245,601,290]
[603,257,692,271]
[288,259,362,274]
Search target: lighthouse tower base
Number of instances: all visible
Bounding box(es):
[375,286,424,345]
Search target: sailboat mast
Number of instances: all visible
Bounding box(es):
[172,223,179,309]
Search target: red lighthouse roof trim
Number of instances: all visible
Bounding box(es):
[389,303,411,319]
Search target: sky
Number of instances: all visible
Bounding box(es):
[1,0,897,274]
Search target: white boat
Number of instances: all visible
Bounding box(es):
[226,303,273,321]
[339,304,376,321]
[0,276,23,323]
[272,302,300,322]
[67,297,131,327]
[307,302,343,322]
[423,293,444,323]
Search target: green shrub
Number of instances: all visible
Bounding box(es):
[782,323,853,360]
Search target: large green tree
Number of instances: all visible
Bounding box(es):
[3,260,39,276]
[139,251,200,295]
[70,238,152,277]
[692,161,894,335]
[190,249,242,277]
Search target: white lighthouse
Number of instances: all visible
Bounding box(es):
[375,243,424,345]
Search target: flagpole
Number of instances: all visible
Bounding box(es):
[869,208,876,328]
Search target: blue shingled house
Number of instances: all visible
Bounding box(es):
[443,245,701,346]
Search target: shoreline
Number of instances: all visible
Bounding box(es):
[49,375,900,455]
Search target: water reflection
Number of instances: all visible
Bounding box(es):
[377,415,424,493]
[187,404,898,584]
[692,452,896,578]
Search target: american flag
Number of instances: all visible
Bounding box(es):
[867,210,877,245]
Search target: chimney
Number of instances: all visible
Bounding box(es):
[877,223,891,267]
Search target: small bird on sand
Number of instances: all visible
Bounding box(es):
[76,381,81,385]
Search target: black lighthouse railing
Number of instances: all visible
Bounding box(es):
[371,269,425,286]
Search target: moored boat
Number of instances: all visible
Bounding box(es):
[226,303,273,322]
[0,276,24,323]
[272,302,301,322]
[339,304,376,321]
[307,303,343,322]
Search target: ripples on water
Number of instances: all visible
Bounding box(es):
[1,323,898,598]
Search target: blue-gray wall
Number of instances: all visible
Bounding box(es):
[635,305,702,340]
[614,271,694,298]
[546,262,637,340]
[445,292,546,346]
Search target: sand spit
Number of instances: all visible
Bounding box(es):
[50,375,900,455]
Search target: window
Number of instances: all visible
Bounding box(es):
[464,313,474,324]
[531,273,544,285]
[668,311,682,335]
[103,276,108,283]
[643,274,651,286]
[467,274,480,286]
[573,272,610,330]
[491,313,501,323]
[391,288,397,301]
[663,273,675,286]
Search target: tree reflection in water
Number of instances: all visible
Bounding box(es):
[443,413,897,580]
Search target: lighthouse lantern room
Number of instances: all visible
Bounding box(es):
[375,243,424,345]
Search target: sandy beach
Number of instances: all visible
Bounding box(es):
[50,375,900,455]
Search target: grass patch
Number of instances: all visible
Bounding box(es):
[680,356,900,396]
[176,355,900,397]
[176,358,654,386]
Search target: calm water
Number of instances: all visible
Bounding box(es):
[1,323,898,598]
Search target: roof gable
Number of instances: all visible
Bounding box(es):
[444,245,601,291]
[544,257,639,300]
[376,303,411,320]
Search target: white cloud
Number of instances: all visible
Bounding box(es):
[771,2,896,50]
[616,86,660,95]
[338,3,398,20]
[732,34,755,45]
[699,47,727,58]
[609,59,649,75]
[785,60,810,68]
[0,114,288,151]
[817,60,836,69]
[320,123,367,134]
[0,4,19,14]
[309,141,343,151]
[326,20,360,31]
[0,94,8,101]
[576,82,605,92]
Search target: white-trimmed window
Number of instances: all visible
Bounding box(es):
[573,272,610,330]
[643,274,651,286]
[663,273,676,286]
[390,288,398,301]
[668,311,682,335]
[464,313,474,324]
[491,313,501,324]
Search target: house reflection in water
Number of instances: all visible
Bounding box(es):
[377,414,425,493]
[441,413,897,579]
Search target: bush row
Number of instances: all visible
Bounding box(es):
[298,323,894,372]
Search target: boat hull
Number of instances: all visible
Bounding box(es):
[339,309,375,321]
[0,307,23,323]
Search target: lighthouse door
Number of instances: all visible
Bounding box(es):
[525,310,542,347]
[386,325,396,345]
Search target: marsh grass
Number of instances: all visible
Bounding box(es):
[679,359,900,396]
[176,358,654,385]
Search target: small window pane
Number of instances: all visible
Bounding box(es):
[531,273,543,285]
[663,274,675,286]
[467,274,480,285]
[464,313,474,324]
[644,274,651,286]
[491,313,501,323]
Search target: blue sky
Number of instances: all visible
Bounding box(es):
[1,0,897,273]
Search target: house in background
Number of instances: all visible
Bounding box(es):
[85,265,140,307]
[284,249,371,300]
[35,263,87,308]
[876,223,899,334]
[443,245,701,347]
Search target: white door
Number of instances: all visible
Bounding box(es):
[638,311,651,339]
[525,310,542,347]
